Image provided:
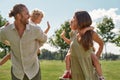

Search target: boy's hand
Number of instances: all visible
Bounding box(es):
[47,21,50,29]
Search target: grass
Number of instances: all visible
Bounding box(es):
[0,60,120,80]
[101,60,120,80]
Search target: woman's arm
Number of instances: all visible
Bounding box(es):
[92,31,104,58]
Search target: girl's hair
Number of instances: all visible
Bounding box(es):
[9,4,26,17]
[31,9,44,19]
[75,10,93,51]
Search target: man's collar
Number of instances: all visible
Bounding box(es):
[11,23,30,30]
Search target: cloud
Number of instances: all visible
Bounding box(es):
[89,8,120,29]
[89,8,120,55]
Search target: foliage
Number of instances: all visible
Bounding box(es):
[39,49,66,60]
[102,53,120,60]
[0,14,9,56]
[96,16,116,59]
[37,48,120,60]
[96,16,116,43]
[39,49,56,60]
[112,31,120,47]
[49,21,70,49]
[0,51,6,58]
[0,14,7,27]
[48,21,71,60]
[0,42,11,56]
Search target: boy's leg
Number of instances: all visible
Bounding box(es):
[91,53,105,80]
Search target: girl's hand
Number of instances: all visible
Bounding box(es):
[79,26,94,35]
[77,33,81,43]
[60,30,65,38]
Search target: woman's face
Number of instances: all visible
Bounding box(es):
[70,16,78,30]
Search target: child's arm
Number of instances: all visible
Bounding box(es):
[0,53,11,66]
[44,21,50,34]
[77,26,94,42]
[4,21,10,26]
[37,48,40,56]
[79,26,94,35]
[60,30,71,45]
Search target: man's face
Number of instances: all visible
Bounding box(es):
[20,7,30,25]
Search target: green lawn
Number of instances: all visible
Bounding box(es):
[0,60,120,80]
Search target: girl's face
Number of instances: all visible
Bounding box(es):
[70,16,78,30]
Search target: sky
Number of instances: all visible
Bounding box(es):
[0,0,120,54]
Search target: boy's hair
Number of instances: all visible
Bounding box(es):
[31,9,44,19]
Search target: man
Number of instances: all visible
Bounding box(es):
[0,4,47,80]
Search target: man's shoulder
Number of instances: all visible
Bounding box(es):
[0,23,13,31]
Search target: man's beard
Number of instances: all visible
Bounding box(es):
[20,19,29,26]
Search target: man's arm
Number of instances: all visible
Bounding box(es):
[36,27,47,45]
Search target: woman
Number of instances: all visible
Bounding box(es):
[70,11,104,80]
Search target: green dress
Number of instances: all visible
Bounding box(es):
[70,37,98,80]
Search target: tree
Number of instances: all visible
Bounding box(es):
[49,21,71,61]
[96,16,116,59]
[0,14,8,57]
[0,14,7,27]
[112,30,120,47]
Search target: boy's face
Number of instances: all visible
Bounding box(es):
[35,15,43,24]
[70,16,78,30]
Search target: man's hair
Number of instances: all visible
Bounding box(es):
[9,4,26,17]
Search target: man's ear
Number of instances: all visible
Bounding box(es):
[15,13,21,19]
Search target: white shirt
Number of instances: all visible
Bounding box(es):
[0,23,47,80]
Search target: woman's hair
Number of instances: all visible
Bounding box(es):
[75,10,93,51]
[31,9,44,19]
[9,4,26,17]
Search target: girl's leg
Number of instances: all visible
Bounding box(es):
[65,51,71,71]
[91,53,105,80]
[59,50,72,79]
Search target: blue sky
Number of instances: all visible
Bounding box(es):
[0,0,120,54]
